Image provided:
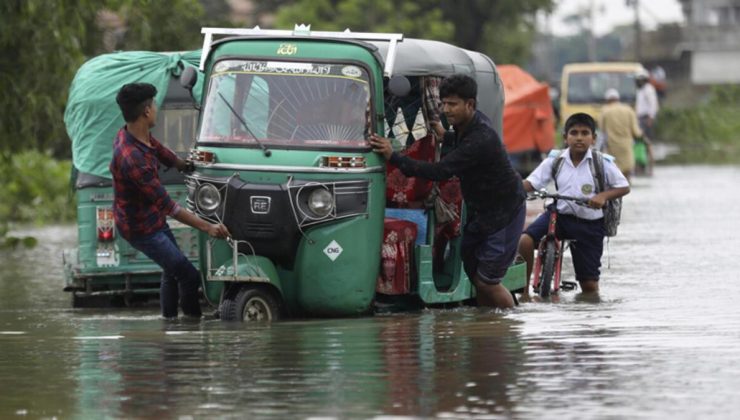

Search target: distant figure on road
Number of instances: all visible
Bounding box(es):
[650,65,667,101]
[599,88,642,182]
[635,69,658,175]
[635,68,659,141]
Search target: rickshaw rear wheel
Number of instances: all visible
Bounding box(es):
[220,285,281,322]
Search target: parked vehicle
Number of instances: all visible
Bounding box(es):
[62,51,203,307]
[179,26,526,321]
[559,62,646,124]
[498,64,556,176]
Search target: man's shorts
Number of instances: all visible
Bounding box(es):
[524,211,605,281]
[461,203,526,285]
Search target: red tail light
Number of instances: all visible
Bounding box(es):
[97,207,115,242]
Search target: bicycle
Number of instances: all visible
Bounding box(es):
[527,189,589,298]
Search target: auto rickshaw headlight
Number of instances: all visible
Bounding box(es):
[196,183,221,214]
[308,188,333,218]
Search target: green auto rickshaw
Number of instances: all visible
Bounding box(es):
[62,51,203,307]
[180,26,526,321]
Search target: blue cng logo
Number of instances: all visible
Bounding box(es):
[323,240,343,262]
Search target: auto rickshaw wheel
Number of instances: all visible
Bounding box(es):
[220,285,281,322]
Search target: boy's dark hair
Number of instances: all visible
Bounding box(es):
[439,74,477,102]
[563,112,596,135]
[116,83,157,122]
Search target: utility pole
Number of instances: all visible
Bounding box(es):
[588,0,597,61]
[626,0,642,62]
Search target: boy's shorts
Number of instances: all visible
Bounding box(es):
[461,203,526,285]
[524,211,605,281]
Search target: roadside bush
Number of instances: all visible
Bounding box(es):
[657,85,740,164]
[0,150,75,225]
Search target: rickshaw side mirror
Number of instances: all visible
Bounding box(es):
[180,66,198,90]
[179,66,200,110]
[388,75,411,97]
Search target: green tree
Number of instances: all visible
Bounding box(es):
[0,0,231,226]
[274,0,553,64]
[0,0,103,158]
[275,0,454,41]
[107,0,215,51]
[439,0,553,63]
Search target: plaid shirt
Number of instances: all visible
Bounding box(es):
[110,127,180,240]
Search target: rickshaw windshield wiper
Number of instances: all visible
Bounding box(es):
[217,92,272,157]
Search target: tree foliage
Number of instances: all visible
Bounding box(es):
[0,0,228,159]
[105,0,210,51]
[274,0,553,64]
[0,0,101,158]
[1,0,551,160]
[275,0,454,42]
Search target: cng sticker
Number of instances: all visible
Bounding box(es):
[323,240,343,262]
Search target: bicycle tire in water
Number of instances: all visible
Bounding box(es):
[539,240,557,297]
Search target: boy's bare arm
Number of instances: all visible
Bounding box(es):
[172,208,230,239]
[522,179,535,193]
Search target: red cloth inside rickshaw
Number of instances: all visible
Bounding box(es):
[385,134,435,208]
[376,218,417,295]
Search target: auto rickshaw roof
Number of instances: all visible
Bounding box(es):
[368,38,478,77]
[370,38,504,135]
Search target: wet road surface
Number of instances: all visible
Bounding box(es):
[1,165,739,419]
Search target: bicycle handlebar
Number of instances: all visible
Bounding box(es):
[527,189,590,206]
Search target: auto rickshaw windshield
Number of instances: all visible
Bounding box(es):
[198,59,372,148]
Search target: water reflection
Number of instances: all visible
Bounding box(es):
[3,167,740,418]
[2,307,532,418]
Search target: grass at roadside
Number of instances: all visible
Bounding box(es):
[0,150,75,248]
[657,85,740,164]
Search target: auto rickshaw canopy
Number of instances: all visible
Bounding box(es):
[369,38,505,137]
[65,50,202,179]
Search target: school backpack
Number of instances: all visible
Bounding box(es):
[551,149,622,237]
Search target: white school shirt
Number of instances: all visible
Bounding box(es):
[526,148,629,220]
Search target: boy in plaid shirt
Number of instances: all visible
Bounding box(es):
[110,83,229,319]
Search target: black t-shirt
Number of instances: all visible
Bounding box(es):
[389,110,525,233]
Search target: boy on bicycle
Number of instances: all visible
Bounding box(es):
[518,113,630,295]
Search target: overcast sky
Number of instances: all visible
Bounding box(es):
[543,0,685,36]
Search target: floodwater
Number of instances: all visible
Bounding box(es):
[2,165,740,419]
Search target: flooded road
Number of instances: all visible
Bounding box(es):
[2,165,740,419]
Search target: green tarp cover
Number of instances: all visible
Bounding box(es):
[65,50,202,179]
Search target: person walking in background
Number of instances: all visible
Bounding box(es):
[635,69,657,175]
[599,88,642,182]
[110,83,230,319]
[635,68,659,140]
[369,74,526,309]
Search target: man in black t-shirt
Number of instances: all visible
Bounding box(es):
[370,74,525,309]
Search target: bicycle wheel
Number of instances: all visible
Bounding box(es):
[539,240,557,298]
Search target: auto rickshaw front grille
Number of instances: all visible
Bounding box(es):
[244,222,275,236]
